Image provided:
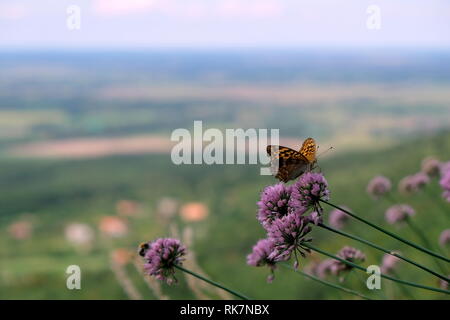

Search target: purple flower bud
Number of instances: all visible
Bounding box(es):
[440,171,450,203]
[399,173,430,195]
[329,206,350,229]
[381,252,401,274]
[439,229,450,247]
[421,157,441,177]
[247,238,277,268]
[315,259,336,279]
[331,246,366,276]
[142,238,186,284]
[307,211,323,226]
[367,176,391,199]
[385,204,415,225]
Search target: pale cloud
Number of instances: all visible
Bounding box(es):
[91,0,283,19]
[217,0,283,19]
[0,3,29,20]
[92,0,158,16]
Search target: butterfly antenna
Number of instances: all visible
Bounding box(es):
[317,146,334,159]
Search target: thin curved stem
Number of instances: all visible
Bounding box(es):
[320,200,450,263]
[318,222,449,282]
[405,218,449,275]
[280,263,372,300]
[174,265,250,300]
[303,243,450,295]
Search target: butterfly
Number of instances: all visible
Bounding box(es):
[267,137,318,183]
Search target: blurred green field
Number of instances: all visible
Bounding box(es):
[1,130,449,299]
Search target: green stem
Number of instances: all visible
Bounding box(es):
[174,265,250,300]
[303,243,450,295]
[405,218,449,275]
[320,200,450,263]
[280,263,372,300]
[318,223,449,282]
[391,270,415,300]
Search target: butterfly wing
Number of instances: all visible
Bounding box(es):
[299,138,317,164]
[267,145,309,183]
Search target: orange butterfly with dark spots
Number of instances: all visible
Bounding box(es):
[267,137,318,183]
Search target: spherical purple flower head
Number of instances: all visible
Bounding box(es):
[247,238,278,283]
[440,170,450,203]
[329,206,350,229]
[399,173,430,195]
[315,259,336,279]
[330,246,366,276]
[381,252,401,274]
[398,175,415,195]
[143,238,186,285]
[267,213,313,269]
[289,172,330,214]
[439,229,450,247]
[421,157,441,177]
[257,183,304,229]
[440,161,450,177]
[367,176,391,199]
[385,204,415,225]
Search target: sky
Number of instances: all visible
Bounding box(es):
[1,0,450,49]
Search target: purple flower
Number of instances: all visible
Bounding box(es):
[440,170,450,203]
[381,252,402,274]
[247,239,278,282]
[331,246,366,276]
[367,176,391,199]
[385,204,415,225]
[440,161,450,176]
[329,206,350,229]
[289,172,330,213]
[421,157,441,177]
[399,173,430,195]
[439,229,450,247]
[267,213,312,268]
[398,175,415,195]
[315,259,336,279]
[142,238,186,284]
[307,211,323,226]
[257,183,303,229]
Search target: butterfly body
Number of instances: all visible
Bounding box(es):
[267,138,317,183]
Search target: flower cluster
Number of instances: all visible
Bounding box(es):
[246,239,278,282]
[381,252,402,275]
[385,204,415,225]
[257,183,295,228]
[267,213,312,265]
[142,238,186,284]
[328,206,350,229]
[367,176,391,199]
[331,246,366,276]
[310,247,366,279]
[248,173,331,281]
[440,170,450,203]
[398,173,430,195]
[289,173,330,212]
[421,157,441,177]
